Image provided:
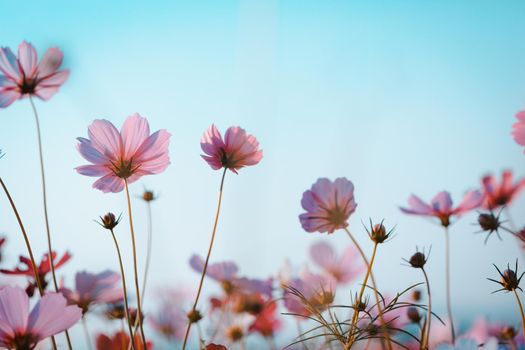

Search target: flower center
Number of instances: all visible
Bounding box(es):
[111,159,136,179]
[326,208,346,226]
[10,333,39,350]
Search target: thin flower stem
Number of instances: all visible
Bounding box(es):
[296,320,309,350]
[29,97,60,291]
[124,180,148,347]
[346,242,378,348]
[29,97,72,350]
[503,208,525,260]
[421,268,432,350]
[129,200,154,344]
[182,168,228,350]
[513,289,525,339]
[0,177,59,350]
[344,228,392,350]
[444,227,456,343]
[110,229,137,350]
[82,317,93,350]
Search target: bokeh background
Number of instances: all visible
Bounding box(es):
[1,0,525,347]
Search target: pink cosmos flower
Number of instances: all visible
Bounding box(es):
[96,331,152,350]
[481,171,525,210]
[150,306,186,341]
[512,110,525,152]
[299,177,357,234]
[309,241,364,285]
[400,191,483,227]
[76,114,171,193]
[0,286,81,349]
[190,255,273,297]
[248,302,282,337]
[61,271,123,314]
[0,41,69,108]
[200,124,263,173]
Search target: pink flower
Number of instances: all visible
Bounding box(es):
[481,171,525,210]
[309,241,364,285]
[150,305,186,341]
[0,286,81,349]
[76,114,171,193]
[96,331,152,350]
[400,191,483,227]
[61,271,123,314]
[0,41,69,108]
[189,255,273,297]
[248,302,282,337]
[200,124,263,173]
[299,177,357,234]
[512,110,525,152]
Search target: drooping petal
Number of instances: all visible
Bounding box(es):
[121,113,151,159]
[28,292,82,339]
[92,174,125,193]
[17,41,38,78]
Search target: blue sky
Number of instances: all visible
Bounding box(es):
[1,0,525,346]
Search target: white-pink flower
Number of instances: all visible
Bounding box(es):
[512,110,525,152]
[0,286,81,349]
[0,41,69,108]
[76,113,171,193]
[309,241,364,285]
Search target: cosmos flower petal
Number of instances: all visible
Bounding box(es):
[0,286,29,334]
[121,113,151,159]
[87,119,122,159]
[93,173,125,193]
[17,41,38,78]
[0,47,20,80]
[36,47,64,78]
[28,292,82,339]
[309,241,336,270]
[454,190,483,214]
[400,194,434,215]
[0,88,20,108]
[431,191,453,213]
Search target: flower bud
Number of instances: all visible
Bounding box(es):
[369,223,391,244]
[407,307,421,324]
[478,213,500,233]
[409,252,427,268]
[142,190,156,202]
[99,212,121,230]
[187,309,203,324]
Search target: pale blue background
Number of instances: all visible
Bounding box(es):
[1,0,525,348]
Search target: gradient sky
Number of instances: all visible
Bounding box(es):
[1,0,525,347]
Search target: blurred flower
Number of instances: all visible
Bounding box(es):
[200,124,263,173]
[190,255,273,297]
[481,171,525,210]
[142,189,156,202]
[436,338,498,350]
[0,41,69,108]
[0,251,71,295]
[299,177,357,234]
[61,270,123,314]
[400,191,483,227]
[461,318,520,346]
[0,286,81,349]
[96,331,152,350]
[206,344,228,350]
[248,301,282,337]
[309,241,364,285]
[76,114,171,193]
[512,110,525,152]
[150,304,186,341]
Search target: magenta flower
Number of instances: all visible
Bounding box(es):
[0,286,81,349]
[299,177,357,234]
[200,124,263,173]
[481,171,525,210]
[512,110,525,152]
[309,241,364,285]
[400,190,483,227]
[61,271,123,314]
[0,41,69,108]
[76,114,171,193]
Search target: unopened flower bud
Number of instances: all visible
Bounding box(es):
[142,190,156,202]
[369,223,391,244]
[478,213,500,233]
[407,307,421,324]
[226,325,244,342]
[99,212,121,230]
[409,252,427,268]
